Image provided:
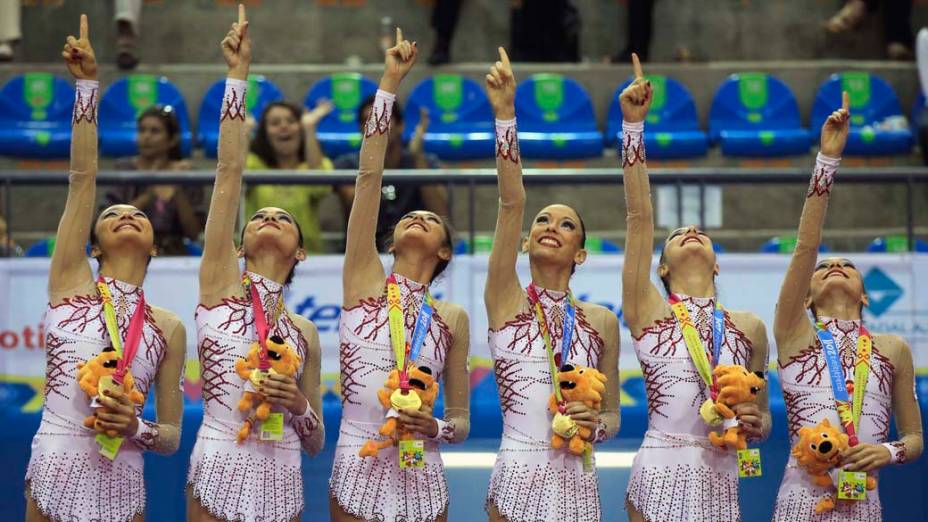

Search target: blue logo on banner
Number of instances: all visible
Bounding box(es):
[863,268,903,317]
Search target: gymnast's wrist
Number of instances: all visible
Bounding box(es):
[378,76,400,94]
[494,105,515,120]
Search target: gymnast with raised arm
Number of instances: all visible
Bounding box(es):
[25,14,185,522]
[185,6,323,521]
[483,47,621,522]
[772,92,923,522]
[327,28,470,522]
[620,55,771,522]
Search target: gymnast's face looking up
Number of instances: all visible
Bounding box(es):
[92,204,155,259]
[658,225,719,292]
[241,207,304,259]
[524,204,587,273]
[807,257,868,314]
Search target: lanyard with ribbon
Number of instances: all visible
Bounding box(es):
[242,274,285,372]
[815,321,872,447]
[527,284,594,470]
[97,277,146,384]
[386,274,435,393]
[668,293,726,399]
[526,284,577,407]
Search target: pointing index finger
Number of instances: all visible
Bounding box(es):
[841,90,849,112]
[238,3,246,24]
[79,14,89,40]
[499,47,511,68]
[396,27,403,46]
[632,53,644,79]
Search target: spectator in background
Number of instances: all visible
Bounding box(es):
[510,0,580,62]
[115,0,143,69]
[0,215,22,257]
[334,97,449,252]
[825,0,914,59]
[428,0,462,65]
[0,0,20,61]
[245,100,336,253]
[612,0,655,63]
[104,105,203,256]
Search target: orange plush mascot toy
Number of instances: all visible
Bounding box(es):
[548,364,608,456]
[792,418,877,513]
[76,346,145,437]
[707,365,766,451]
[234,335,302,443]
[359,365,439,457]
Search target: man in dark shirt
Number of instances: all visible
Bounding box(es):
[334,96,449,252]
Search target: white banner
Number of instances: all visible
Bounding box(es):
[1,254,926,406]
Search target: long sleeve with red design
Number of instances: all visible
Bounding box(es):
[49,80,101,303]
[773,153,839,352]
[884,336,923,465]
[594,307,621,443]
[620,122,667,336]
[290,316,324,456]
[130,311,184,455]
[485,118,527,329]
[430,304,470,444]
[200,78,250,306]
[342,89,394,307]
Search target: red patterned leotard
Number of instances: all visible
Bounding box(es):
[773,318,894,521]
[188,272,318,522]
[486,287,605,522]
[625,295,753,522]
[26,278,170,522]
[329,273,455,522]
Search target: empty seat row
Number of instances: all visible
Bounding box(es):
[0,71,916,161]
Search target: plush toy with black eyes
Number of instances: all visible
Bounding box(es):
[234,335,302,443]
[77,346,145,437]
[793,418,877,513]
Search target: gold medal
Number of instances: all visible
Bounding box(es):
[699,398,723,426]
[249,368,277,388]
[551,412,579,438]
[97,375,122,396]
[390,388,422,410]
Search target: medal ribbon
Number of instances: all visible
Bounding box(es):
[815,321,872,447]
[527,284,577,406]
[386,274,435,390]
[243,274,285,371]
[669,294,725,399]
[97,277,146,384]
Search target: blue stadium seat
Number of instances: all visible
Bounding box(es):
[911,92,925,124]
[514,74,603,159]
[709,73,811,157]
[99,75,193,158]
[0,74,75,158]
[403,75,494,160]
[761,235,829,253]
[867,235,928,253]
[304,73,378,158]
[607,75,707,158]
[197,75,283,158]
[23,237,92,257]
[812,72,913,156]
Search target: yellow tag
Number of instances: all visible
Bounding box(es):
[95,433,124,460]
[737,448,762,478]
[260,412,284,441]
[390,388,422,411]
[837,470,867,501]
[398,439,425,469]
